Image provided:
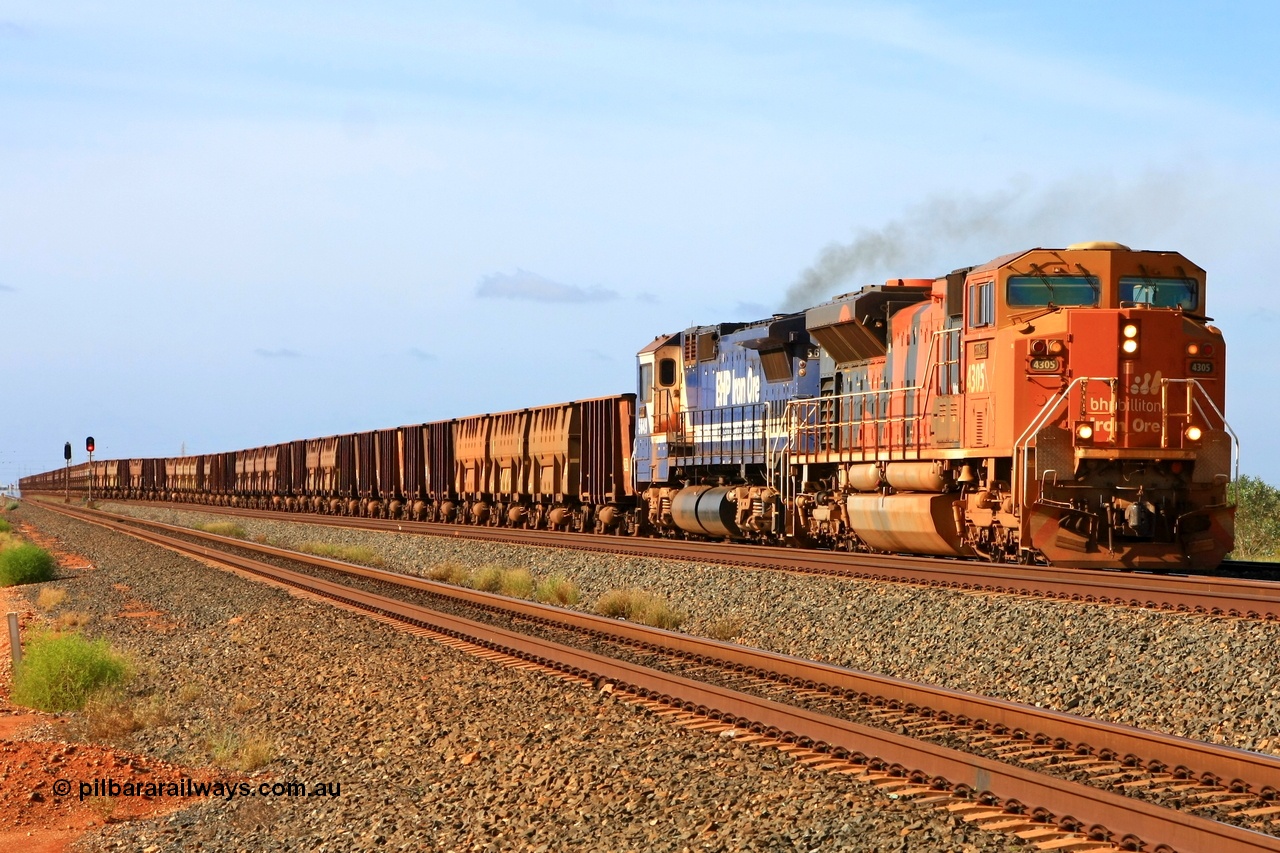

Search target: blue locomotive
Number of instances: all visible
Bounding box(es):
[634,312,820,539]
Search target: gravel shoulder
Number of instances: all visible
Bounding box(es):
[9,502,1026,852]
[97,501,1280,757]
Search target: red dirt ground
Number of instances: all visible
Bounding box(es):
[1,532,218,853]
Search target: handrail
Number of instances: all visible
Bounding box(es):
[1014,375,1237,511]
[787,384,928,459]
[1163,378,1240,486]
[1013,376,1114,509]
[782,324,955,465]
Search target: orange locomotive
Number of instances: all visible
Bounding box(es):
[786,241,1234,569]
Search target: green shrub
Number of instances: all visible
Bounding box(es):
[534,574,581,606]
[0,518,11,533]
[5,501,18,511]
[12,631,130,712]
[195,521,247,539]
[0,543,56,586]
[1230,476,1280,561]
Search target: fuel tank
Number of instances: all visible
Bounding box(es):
[843,463,883,492]
[883,461,953,492]
[846,493,969,556]
[671,486,740,538]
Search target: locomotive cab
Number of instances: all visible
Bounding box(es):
[998,244,1235,569]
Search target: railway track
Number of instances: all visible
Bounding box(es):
[35,500,1280,853]
[73,497,1280,622]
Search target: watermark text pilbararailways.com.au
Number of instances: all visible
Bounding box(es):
[52,777,341,801]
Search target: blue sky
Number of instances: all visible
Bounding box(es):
[3,1,1278,485]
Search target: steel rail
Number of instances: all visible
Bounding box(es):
[66,504,1280,798]
[46,504,1280,815]
[78,496,1280,620]
[35,500,1280,853]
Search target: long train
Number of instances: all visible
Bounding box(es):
[23,243,1237,570]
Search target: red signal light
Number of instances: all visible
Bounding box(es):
[86,436,95,453]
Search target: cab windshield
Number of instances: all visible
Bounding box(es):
[1006,275,1100,307]
[1119,276,1198,310]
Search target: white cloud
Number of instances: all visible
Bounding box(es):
[476,269,617,303]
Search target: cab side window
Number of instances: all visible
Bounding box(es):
[968,281,994,328]
[658,357,677,386]
[639,363,653,404]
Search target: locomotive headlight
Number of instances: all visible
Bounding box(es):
[1120,321,1141,357]
[1047,339,1065,355]
[1030,339,1048,355]
[1187,343,1200,356]
[1185,425,1203,442]
[1075,421,1095,441]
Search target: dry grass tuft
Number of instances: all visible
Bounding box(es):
[230,693,257,716]
[534,574,581,606]
[83,689,172,738]
[36,586,68,611]
[296,541,385,567]
[84,690,141,738]
[427,562,471,585]
[177,683,203,705]
[207,727,274,771]
[470,564,505,592]
[195,521,247,538]
[135,695,174,728]
[498,568,535,598]
[54,610,92,631]
[704,617,745,642]
[237,735,275,771]
[595,588,640,618]
[595,588,685,630]
[207,727,239,765]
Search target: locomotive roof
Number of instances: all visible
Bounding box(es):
[964,249,1029,274]
[638,332,680,355]
[964,244,1201,275]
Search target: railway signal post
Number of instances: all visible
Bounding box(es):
[63,441,71,503]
